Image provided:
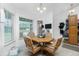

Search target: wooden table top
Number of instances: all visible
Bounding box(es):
[31,36,52,43]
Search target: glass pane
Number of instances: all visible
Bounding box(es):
[4,10,13,43]
[19,17,32,38]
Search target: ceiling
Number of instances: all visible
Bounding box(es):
[1,3,79,20]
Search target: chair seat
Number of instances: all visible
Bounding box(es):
[45,39,56,45]
[32,45,41,54]
[27,45,41,54]
[46,41,57,47]
[43,47,55,54]
[33,45,40,49]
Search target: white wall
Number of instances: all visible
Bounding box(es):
[53,5,79,39]
[33,19,38,35]
[43,12,53,37]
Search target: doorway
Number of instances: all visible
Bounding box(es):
[37,20,43,34]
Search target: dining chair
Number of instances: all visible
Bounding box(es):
[45,32,53,45]
[24,37,41,55]
[43,37,62,55]
[27,31,35,38]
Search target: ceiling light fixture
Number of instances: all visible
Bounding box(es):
[40,10,43,13]
[37,7,40,11]
[43,7,46,10]
[37,3,46,13]
[69,4,76,15]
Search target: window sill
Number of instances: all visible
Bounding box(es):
[4,40,15,47]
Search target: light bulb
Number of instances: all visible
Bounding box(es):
[69,9,76,15]
[71,9,75,13]
[40,10,43,13]
[43,7,46,10]
[69,9,75,13]
[38,19,41,20]
[37,7,40,11]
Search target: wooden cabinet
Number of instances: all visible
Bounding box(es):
[69,15,78,45]
[69,15,77,26]
[69,26,77,34]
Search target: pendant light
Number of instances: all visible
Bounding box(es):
[37,3,46,13]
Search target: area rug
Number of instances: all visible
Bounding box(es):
[62,43,79,52]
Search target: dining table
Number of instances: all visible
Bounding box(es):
[31,36,52,43]
[31,36,52,54]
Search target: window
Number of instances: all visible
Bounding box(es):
[19,17,32,38]
[4,9,13,43]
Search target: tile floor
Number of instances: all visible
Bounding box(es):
[0,40,79,56]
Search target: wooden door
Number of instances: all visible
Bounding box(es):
[69,15,78,45]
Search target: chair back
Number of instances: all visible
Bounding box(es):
[46,32,52,38]
[55,37,62,49]
[24,37,33,50]
[27,32,35,38]
[24,37,27,47]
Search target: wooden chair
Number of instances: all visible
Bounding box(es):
[24,37,41,55]
[45,32,53,45]
[27,32,35,38]
[43,37,62,55]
